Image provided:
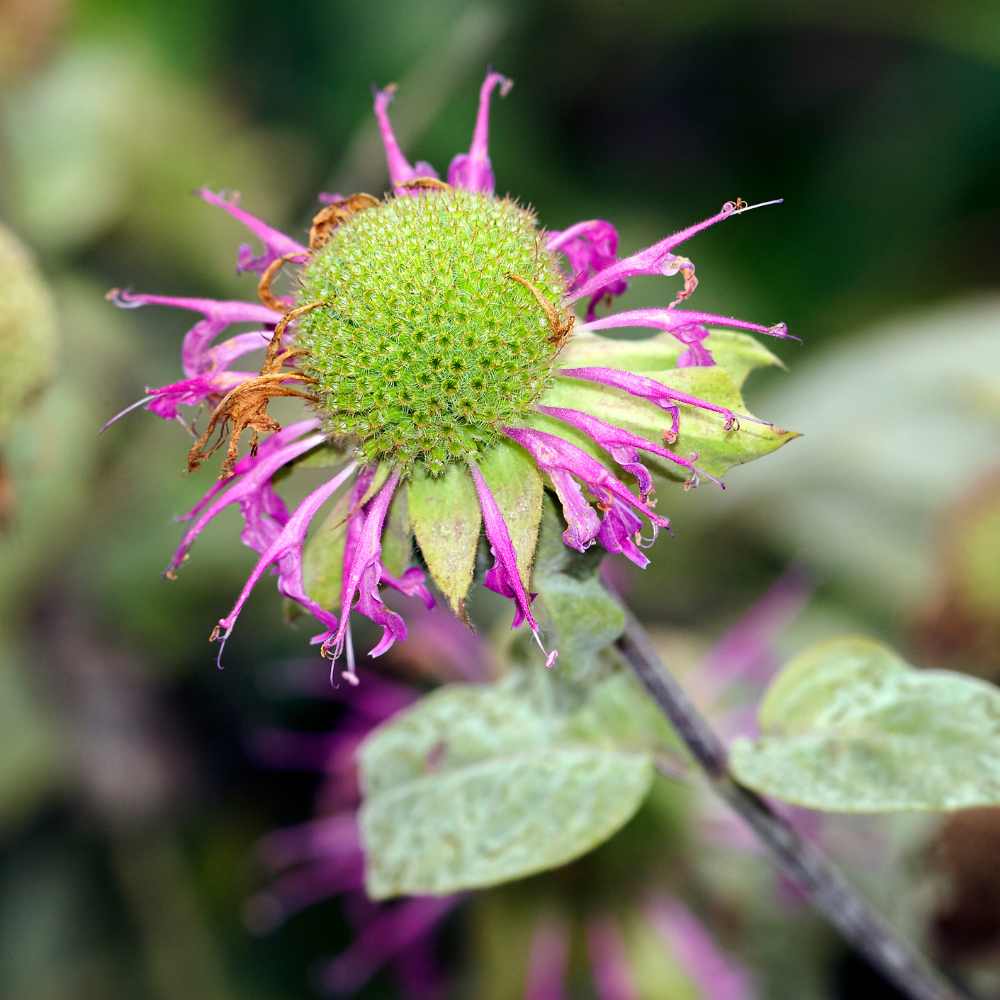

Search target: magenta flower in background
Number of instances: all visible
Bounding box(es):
[105,69,791,684]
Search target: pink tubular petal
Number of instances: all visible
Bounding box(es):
[373,84,440,193]
[332,468,406,666]
[469,459,558,667]
[256,812,361,871]
[524,913,571,1000]
[501,425,669,570]
[196,188,308,276]
[446,70,512,192]
[380,564,437,611]
[107,289,278,377]
[546,220,627,321]
[644,897,757,1000]
[575,307,798,364]
[165,431,326,577]
[536,404,722,496]
[566,202,739,308]
[559,367,767,437]
[141,370,255,423]
[316,895,462,996]
[212,462,358,665]
[586,915,641,1000]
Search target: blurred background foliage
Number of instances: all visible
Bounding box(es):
[1,0,1000,997]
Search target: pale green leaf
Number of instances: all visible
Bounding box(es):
[703,329,785,388]
[479,440,543,590]
[409,463,481,621]
[359,678,653,897]
[381,485,412,577]
[730,635,1000,811]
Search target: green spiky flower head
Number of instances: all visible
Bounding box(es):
[297,188,567,474]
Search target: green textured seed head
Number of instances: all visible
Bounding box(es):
[296,188,566,474]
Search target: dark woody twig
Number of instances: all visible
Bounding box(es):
[614,603,965,1000]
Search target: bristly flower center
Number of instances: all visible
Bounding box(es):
[296,188,567,474]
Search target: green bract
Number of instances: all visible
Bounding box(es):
[297,189,566,474]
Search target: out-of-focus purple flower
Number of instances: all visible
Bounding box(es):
[587,915,642,1000]
[645,896,757,1000]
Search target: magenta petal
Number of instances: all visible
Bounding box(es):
[559,367,766,434]
[645,896,757,1000]
[536,404,721,496]
[380,564,437,611]
[373,85,440,193]
[446,70,512,192]
[142,370,256,422]
[586,914,641,1000]
[547,219,627,321]
[256,812,361,871]
[468,459,537,630]
[524,913,571,1000]
[197,188,308,276]
[108,289,278,377]
[165,431,326,577]
[317,895,462,996]
[566,203,739,308]
[501,425,669,569]
[333,468,407,666]
[213,462,358,663]
[548,467,602,552]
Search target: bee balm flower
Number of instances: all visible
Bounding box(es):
[105,71,791,683]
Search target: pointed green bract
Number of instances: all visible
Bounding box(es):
[408,463,481,620]
[541,367,797,483]
[730,635,1000,812]
[558,329,782,390]
[302,491,351,610]
[380,486,412,577]
[359,676,654,898]
[479,440,543,590]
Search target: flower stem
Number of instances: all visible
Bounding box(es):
[614,603,965,1000]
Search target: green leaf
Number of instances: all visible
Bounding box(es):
[359,677,654,897]
[409,463,481,622]
[529,493,623,683]
[558,329,783,389]
[479,440,543,590]
[730,635,1000,811]
[541,367,797,482]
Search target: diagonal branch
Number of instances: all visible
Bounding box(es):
[614,602,965,1000]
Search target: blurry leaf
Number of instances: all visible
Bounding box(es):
[302,491,350,611]
[0,225,57,441]
[359,676,654,897]
[542,367,796,483]
[409,463,481,621]
[730,635,1000,811]
[560,329,781,389]
[480,440,543,590]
